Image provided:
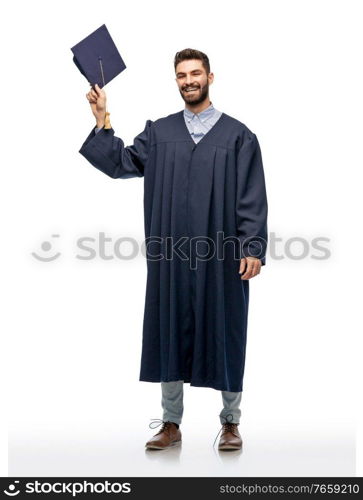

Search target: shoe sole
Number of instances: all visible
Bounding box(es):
[218,443,243,451]
[145,440,182,450]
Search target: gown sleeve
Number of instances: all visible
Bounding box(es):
[236,132,268,265]
[79,119,153,179]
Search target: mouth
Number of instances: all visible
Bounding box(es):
[184,87,199,93]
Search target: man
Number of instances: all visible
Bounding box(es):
[80,48,268,451]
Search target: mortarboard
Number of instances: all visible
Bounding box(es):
[71,24,126,129]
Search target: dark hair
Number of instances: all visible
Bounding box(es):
[174,48,210,75]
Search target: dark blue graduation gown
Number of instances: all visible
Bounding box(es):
[79,110,268,392]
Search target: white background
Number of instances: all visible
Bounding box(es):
[1,0,362,477]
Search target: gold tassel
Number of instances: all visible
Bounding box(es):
[104,111,111,129]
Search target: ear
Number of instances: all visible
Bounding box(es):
[208,72,214,85]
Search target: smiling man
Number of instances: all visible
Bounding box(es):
[79,48,268,451]
[177,58,211,107]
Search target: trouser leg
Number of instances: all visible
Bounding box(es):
[161,380,184,425]
[220,390,242,424]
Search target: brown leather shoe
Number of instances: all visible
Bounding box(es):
[218,422,243,450]
[145,421,182,450]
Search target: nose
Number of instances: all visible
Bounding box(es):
[185,75,194,85]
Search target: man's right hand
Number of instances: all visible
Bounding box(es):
[86,83,107,128]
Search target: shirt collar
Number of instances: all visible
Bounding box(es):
[184,102,215,123]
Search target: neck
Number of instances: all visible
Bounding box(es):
[185,97,212,115]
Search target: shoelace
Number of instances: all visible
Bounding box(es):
[213,413,238,448]
[149,418,174,435]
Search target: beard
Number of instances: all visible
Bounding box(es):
[179,81,209,106]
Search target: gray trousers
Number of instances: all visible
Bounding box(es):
[161,380,242,425]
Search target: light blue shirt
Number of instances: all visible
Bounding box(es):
[183,102,222,143]
[94,102,222,143]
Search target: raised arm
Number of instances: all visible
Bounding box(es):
[79,84,152,179]
[79,120,153,179]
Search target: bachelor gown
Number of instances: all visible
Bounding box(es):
[79,110,268,392]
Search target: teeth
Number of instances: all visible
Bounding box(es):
[186,88,198,92]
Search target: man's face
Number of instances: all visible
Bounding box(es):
[175,59,214,106]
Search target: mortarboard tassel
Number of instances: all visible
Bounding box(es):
[98,56,112,129]
[104,111,111,129]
